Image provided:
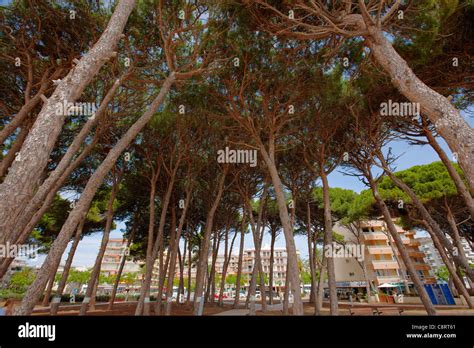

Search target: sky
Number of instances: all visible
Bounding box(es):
[24,111,473,268]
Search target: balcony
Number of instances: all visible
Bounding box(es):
[414,263,430,271]
[367,246,393,255]
[371,260,399,270]
[408,251,426,258]
[363,232,387,241]
[376,275,401,284]
[409,240,421,247]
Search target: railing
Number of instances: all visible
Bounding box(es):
[372,260,399,269]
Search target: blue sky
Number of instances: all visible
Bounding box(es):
[25,111,473,267]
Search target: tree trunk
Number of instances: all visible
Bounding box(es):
[164,188,191,315]
[376,153,474,281]
[42,267,57,307]
[315,260,326,316]
[0,0,136,245]
[206,230,220,303]
[50,219,85,315]
[108,221,137,310]
[233,210,246,308]
[320,169,338,315]
[368,176,437,315]
[79,172,121,316]
[362,22,474,188]
[136,156,180,316]
[186,240,192,304]
[193,172,226,315]
[424,124,474,210]
[13,73,175,316]
[269,227,276,305]
[7,77,123,246]
[306,202,318,310]
[259,144,303,315]
[0,118,32,179]
[424,224,472,308]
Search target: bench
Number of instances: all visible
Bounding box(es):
[376,307,404,316]
[348,306,379,316]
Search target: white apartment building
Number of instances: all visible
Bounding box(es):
[101,238,141,277]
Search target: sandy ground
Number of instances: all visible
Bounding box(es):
[29,301,233,316]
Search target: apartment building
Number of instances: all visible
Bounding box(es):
[333,219,436,294]
[418,237,444,273]
[101,239,141,277]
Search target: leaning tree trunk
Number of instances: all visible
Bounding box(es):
[368,177,437,316]
[0,0,136,245]
[218,230,238,306]
[193,172,226,315]
[424,124,474,212]
[165,188,191,315]
[424,224,472,308]
[108,221,137,310]
[233,211,246,308]
[80,173,121,316]
[0,135,96,278]
[259,143,303,315]
[0,118,32,179]
[51,219,86,315]
[320,169,338,315]
[446,207,474,294]
[376,153,474,281]
[8,77,123,246]
[136,159,179,316]
[14,74,175,316]
[362,21,474,188]
[42,268,57,307]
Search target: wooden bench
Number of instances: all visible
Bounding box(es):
[348,306,378,316]
[376,307,404,316]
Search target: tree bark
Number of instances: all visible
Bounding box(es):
[376,153,474,281]
[233,210,246,308]
[193,172,226,315]
[79,171,121,316]
[424,124,474,212]
[135,153,180,316]
[108,221,137,310]
[6,77,123,245]
[320,169,338,315]
[424,224,472,308]
[362,21,474,188]
[306,202,318,310]
[165,187,191,315]
[259,143,303,315]
[0,118,32,179]
[269,227,276,305]
[50,219,85,315]
[0,0,136,245]
[368,176,437,315]
[219,229,238,306]
[14,74,174,316]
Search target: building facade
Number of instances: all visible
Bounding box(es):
[101,238,141,276]
[332,219,436,295]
